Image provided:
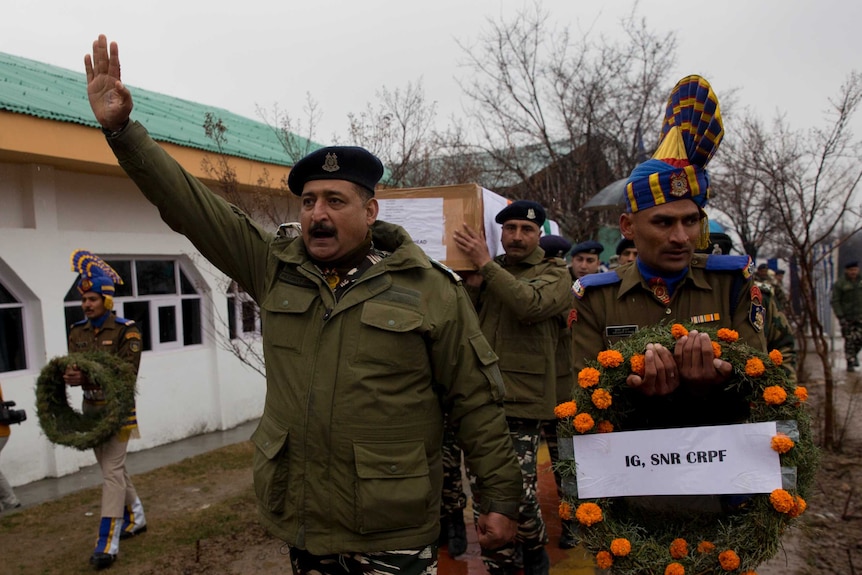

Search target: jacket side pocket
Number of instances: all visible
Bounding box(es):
[251,416,290,514]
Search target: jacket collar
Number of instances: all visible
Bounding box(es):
[616,259,713,299]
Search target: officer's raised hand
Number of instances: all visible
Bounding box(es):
[84,35,133,132]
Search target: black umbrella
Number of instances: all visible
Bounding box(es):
[582,178,628,211]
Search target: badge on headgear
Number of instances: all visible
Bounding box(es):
[70,249,124,311]
[624,75,724,249]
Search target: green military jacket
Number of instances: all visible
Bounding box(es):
[831,274,862,322]
[467,249,573,420]
[572,256,767,428]
[68,314,142,376]
[106,121,522,555]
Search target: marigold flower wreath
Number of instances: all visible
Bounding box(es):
[555,322,818,575]
[36,351,137,451]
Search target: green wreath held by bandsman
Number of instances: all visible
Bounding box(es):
[36,351,137,451]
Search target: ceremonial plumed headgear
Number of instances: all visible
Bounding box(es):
[571,240,604,257]
[70,249,124,311]
[539,235,572,258]
[495,200,546,227]
[625,75,724,249]
[287,146,384,196]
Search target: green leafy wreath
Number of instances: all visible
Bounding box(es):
[555,322,819,575]
[36,351,137,451]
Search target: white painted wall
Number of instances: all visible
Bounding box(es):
[0,162,267,487]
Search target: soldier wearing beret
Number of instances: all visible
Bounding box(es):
[85,35,522,575]
[538,235,572,259]
[454,200,573,575]
[569,240,604,280]
[831,261,862,371]
[615,238,638,266]
[64,250,146,570]
[572,76,767,435]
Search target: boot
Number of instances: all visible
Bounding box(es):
[523,547,550,575]
[120,497,147,540]
[446,511,468,557]
[91,517,121,570]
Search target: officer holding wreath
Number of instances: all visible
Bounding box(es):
[571,76,767,430]
[65,250,147,570]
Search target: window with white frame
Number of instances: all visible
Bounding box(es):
[0,280,26,373]
[226,281,260,339]
[64,258,203,352]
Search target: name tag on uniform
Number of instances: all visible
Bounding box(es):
[101,340,113,346]
[606,325,638,338]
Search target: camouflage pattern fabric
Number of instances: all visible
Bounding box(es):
[470,418,548,575]
[840,319,862,365]
[440,416,466,516]
[756,280,798,380]
[288,545,437,575]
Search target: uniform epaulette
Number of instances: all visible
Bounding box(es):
[572,271,621,300]
[704,254,753,278]
[71,318,88,327]
[429,258,463,283]
[115,317,136,326]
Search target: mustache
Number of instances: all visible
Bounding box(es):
[309,223,337,236]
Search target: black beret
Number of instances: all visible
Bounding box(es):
[495,200,546,227]
[757,263,769,270]
[539,235,572,258]
[846,261,860,269]
[287,146,384,196]
[775,268,786,275]
[615,238,636,256]
[571,240,604,257]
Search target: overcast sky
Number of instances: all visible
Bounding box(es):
[2,0,861,143]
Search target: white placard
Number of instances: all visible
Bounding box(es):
[377,198,446,261]
[571,422,782,498]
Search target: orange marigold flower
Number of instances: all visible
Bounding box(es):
[665,562,685,575]
[794,386,808,402]
[769,349,783,365]
[717,328,739,342]
[745,357,766,377]
[591,388,612,409]
[770,489,795,513]
[763,385,788,405]
[554,401,577,419]
[596,420,614,433]
[669,538,689,559]
[610,538,631,557]
[697,541,715,554]
[597,349,624,368]
[595,550,613,569]
[771,434,795,453]
[575,502,603,526]
[671,323,689,339]
[788,495,807,518]
[712,341,722,359]
[574,413,595,433]
[578,367,600,388]
[718,550,740,571]
[630,354,646,377]
[740,572,758,575]
[558,501,572,521]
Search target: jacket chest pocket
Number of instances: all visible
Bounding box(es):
[261,286,318,353]
[353,441,431,534]
[355,302,426,368]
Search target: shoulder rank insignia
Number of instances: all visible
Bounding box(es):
[572,271,621,300]
[429,258,462,283]
[705,254,753,278]
[115,317,136,326]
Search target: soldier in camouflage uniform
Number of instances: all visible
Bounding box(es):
[754,265,797,379]
[831,261,862,371]
[455,201,573,575]
[438,415,468,557]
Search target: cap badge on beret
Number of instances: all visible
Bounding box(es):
[527,208,536,220]
[322,153,340,173]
